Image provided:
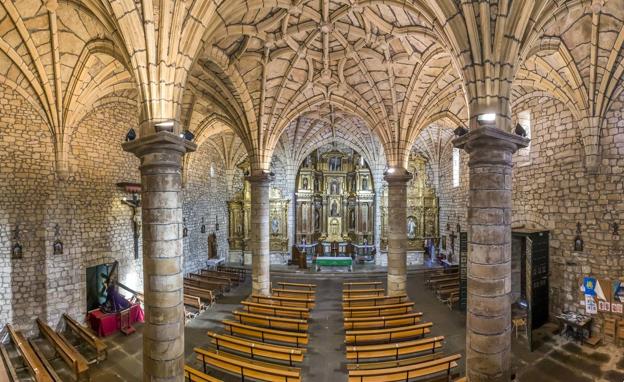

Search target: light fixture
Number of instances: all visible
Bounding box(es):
[181,130,195,141]
[514,123,527,137]
[453,126,468,137]
[386,168,396,174]
[154,120,175,132]
[125,128,136,141]
[477,113,496,122]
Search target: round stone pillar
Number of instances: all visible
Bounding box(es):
[123,131,196,382]
[384,169,412,296]
[454,126,528,382]
[247,172,274,296]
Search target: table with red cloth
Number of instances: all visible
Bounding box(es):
[87,303,144,337]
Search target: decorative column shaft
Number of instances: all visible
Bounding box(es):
[384,169,412,296]
[248,172,274,296]
[454,126,528,382]
[123,131,196,382]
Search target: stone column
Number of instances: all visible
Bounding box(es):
[123,131,196,382]
[248,171,273,296]
[384,168,412,296]
[453,126,528,382]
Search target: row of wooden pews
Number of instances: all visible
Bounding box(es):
[183,265,251,321]
[184,281,316,381]
[342,280,464,381]
[1,314,107,381]
[424,266,460,310]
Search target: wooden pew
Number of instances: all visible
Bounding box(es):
[427,276,458,289]
[345,322,432,345]
[343,281,383,290]
[217,266,249,280]
[0,343,17,381]
[444,291,460,310]
[344,313,423,330]
[433,281,459,292]
[184,285,216,304]
[62,314,107,362]
[249,294,315,309]
[436,286,460,300]
[184,364,222,382]
[347,351,447,371]
[222,320,308,347]
[184,294,207,312]
[184,278,225,296]
[343,289,385,298]
[276,282,316,291]
[188,273,231,291]
[207,332,305,365]
[271,288,316,299]
[346,336,445,362]
[343,302,414,318]
[342,294,409,307]
[6,324,55,382]
[195,347,301,382]
[347,354,461,382]
[200,269,239,285]
[233,311,308,332]
[36,318,89,381]
[28,340,62,382]
[241,301,310,319]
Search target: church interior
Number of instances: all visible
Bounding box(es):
[1,0,624,381]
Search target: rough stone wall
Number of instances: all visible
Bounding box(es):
[182,143,231,274]
[0,84,142,333]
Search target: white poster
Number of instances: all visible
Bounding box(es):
[585,295,597,315]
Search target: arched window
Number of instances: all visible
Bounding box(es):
[517,110,532,162]
[452,148,460,188]
[210,163,215,178]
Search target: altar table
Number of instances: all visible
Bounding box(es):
[87,303,144,337]
[314,256,353,272]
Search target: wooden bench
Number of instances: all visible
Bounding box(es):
[272,288,316,299]
[184,364,222,381]
[436,286,460,300]
[0,343,17,382]
[207,332,305,365]
[343,302,414,318]
[222,320,308,347]
[343,289,385,298]
[241,301,310,319]
[184,278,225,295]
[189,273,231,290]
[250,294,315,309]
[345,322,432,345]
[343,294,409,307]
[443,291,460,310]
[62,314,107,363]
[347,354,460,382]
[276,282,315,291]
[37,318,89,381]
[6,324,55,382]
[185,294,207,312]
[347,351,448,371]
[343,281,383,290]
[344,313,423,330]
[184,285,217,304]
[428,277,458,289]
[346,336,445,362]
[195,347,301,382]
[201,269,240,285]
[433,281,459,292]
[233,311,308,332]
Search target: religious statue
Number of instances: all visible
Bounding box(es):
[314,177,319,191]
[350,209,356,229]
[314,208,320,230]
[331,181,338,194]
[302,177,308,190]
[407,217,416,239]
[362,176,368,190]
[272,217,280,234]
[331,200,338,216]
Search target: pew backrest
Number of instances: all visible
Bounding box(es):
[184,364,222,382]
[344,312,423,330]
[62,313,107,362]
[0,344,17,382]
[233,311,308,332]
[346,336,445,362]
[7,324,55,382]
[241,301,310,319]
[347,354,461,382]
[343,302,414,318]
[207,332,305,365]
[222,320,308,347]
[345,322,433,345]
[36,318,89,379]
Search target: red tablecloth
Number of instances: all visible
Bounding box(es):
[87,304,144,337]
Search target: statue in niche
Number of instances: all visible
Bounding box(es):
[302,177,308,190]
[331,201,338,217]
[272,216,280,234]
[351,177,356,191]
[330,181,338,194]
[350,209,356,229]
[362,177,368,190]
[335,158,342,171]
[314,177,319,191]
[330,218,340,236]
[314,208,320,230]
[407,216,417,239]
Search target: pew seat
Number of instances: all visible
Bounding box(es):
[184,294,207,312]
[195,347,301,382]
[184,285,216,304]
[346,336,445,362]
[37,318,89,381]
[276,282,315,291]
[347,351,447,371]
[62,314,107,363]
[347,354,461,382]
[207,332,305,365]
[343,281,383,290]
[222,320,308,347]
[344,312,423,330]
[343,294,409,307]
[250,294,315,309]
[0,344,17,381]
[184,364,222,382]
[272,288,316,299]
[345,323,432,345]
[233,311,308,332]
[343,302,414,318]
[241,301,310,319]
[343,289,385,298]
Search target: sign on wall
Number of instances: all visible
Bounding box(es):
[579,277,624,316]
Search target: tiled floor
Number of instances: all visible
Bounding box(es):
[44,268,624,381]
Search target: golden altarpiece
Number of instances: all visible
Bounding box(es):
[295,148,375,244]
[380,154,439,250]
[227,161,290,252]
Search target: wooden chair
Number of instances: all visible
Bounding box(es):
[62,314,107,362]
[346,336,445,362]
[347,354,461,382]
[344,312,423,330]
[241,301,310,319]
[184,364,222,382]
[343,302,414,318]
[222,320,309,347]
[207,332,305,365]
[512,317,528,339]
[37,318,89,381]
[195,347,301,382]
[342,294,409,307]
[276,282,316,291]
[6,324,56,382]
[249,294,315,309]
[233,311,308,332]
[345,322,432,345]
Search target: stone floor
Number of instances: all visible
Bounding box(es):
[47,269,624,381]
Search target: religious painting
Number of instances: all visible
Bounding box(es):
[407,216,417,239]
[271,216,280,234]
[330,180,339,194]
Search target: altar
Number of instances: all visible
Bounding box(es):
[314,256,353,272]
[87,303,144,337]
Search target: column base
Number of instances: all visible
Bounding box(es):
[387,273,406,296]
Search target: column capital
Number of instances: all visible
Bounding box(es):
[122,131,197,159]
[384,168,412,184]
[453,126,529,166]
[246,171,275,184]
